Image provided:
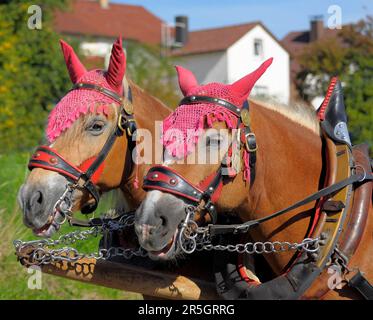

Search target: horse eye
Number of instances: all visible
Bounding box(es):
[87,121,105,134]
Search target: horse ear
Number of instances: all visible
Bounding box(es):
[175,65,198,96]
[230,57,273,101]
[60,40,87,83]
[106,37,126,94]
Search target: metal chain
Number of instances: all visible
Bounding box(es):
[14,207,320,267]
[178,206,320,255]
[13,212,147,266]
[197,238,320,254]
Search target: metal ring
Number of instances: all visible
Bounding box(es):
[244,243,254,254]
[354,164,367,182]
[264,242,275,253]
[236,244,246,254]
[55,210,67,226]
[301,238,320,253]
[254,242,264,254]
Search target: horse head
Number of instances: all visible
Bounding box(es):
[134,58,273,260]
[18,37,135,237]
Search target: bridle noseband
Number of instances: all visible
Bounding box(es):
[28,83,137,217]
[143,95,257,223]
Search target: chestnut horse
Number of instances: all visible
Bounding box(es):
[18,37,170,237]
[135,60,373,299]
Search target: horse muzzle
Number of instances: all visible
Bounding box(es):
[18,174,68,237]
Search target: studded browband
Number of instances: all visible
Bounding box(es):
[143,95,257,223]
[28,83,136,214]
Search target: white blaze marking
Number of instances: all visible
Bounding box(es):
[141,190,162,222]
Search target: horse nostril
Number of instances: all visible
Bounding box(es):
[30,190,44,210]
[160,215,167,227]
[36,192,43,204]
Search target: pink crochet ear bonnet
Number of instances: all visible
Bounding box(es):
[162,58,273,163]
[46,38,126,142]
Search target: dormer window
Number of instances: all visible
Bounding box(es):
[254,39,263,56]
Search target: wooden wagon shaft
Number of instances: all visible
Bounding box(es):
[19,249,219,300]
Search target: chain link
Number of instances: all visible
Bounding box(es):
[14,207,320,267]
[197,238,320,254]
[178,206,320,255]
[13,212,147,266]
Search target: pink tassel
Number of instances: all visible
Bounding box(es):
[243,151,250,183]
[216,112,224,122]
[207,114,213,127]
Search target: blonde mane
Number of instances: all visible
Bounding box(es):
[250,98,320,135]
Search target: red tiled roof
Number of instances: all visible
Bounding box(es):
[54,0,163,45]
[282,28,341,57]
[172,22,259,56]
[282,28,342,77]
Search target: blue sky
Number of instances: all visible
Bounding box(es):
[113,0,371,39]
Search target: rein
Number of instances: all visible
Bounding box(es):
[208,166,372,236]
[28,83,137,221]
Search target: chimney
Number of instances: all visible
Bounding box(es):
[310,16,324,42]
[174,16,189,47]
[99,0,109,9]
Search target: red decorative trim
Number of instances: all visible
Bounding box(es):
[27,162,79,181]
[237,252,260,286]
[29,145,106,185]
[318,77,338,121]
[33,145,82,172]
[78,157,104,184]
[198,171,223,203]
[146,165,204,193]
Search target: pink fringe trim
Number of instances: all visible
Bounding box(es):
[162,105,250,182]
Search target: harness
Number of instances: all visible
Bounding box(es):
[28,83,137,219]
[142,80,373,299]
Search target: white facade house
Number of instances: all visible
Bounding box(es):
[54,0,165,68]
[172,23,290,104]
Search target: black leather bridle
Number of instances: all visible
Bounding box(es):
[143,95,257,223]
[28,83,137,215]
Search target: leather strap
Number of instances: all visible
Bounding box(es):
[201,166,224,224]
[348,270,373,300]
[84,125,123,179]
[143,166,204,204]
[209,171,373,236]
[180,96,241,117]
[240,100,256,184]
[71,83,123,104]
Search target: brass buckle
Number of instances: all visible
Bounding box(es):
[245,132,257,152]
[118,113,126,133]
[118,114,136,137]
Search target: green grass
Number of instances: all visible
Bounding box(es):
[0,152,141,300]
